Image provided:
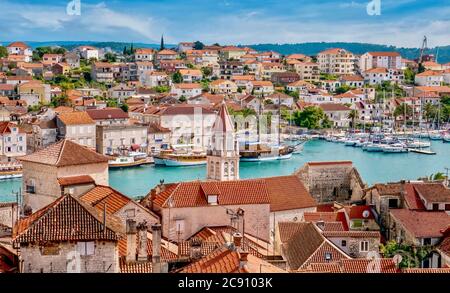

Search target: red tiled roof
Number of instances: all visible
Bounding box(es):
[159,105,215,116]
[340,258,399,273]
[404,183,426,210]
[57,175,95,187]
[179,246,246,273]
[80,185,132,215]
[86,108,129,120]
[322,231,380,238]
[58,111,95,125]
[413,183,450,203]
[349,205,374,219]
[319,103,351,112]
[13,194,124,243]
[7,42,29,48]
[322,222,345,231]
[0,121,26,134]
[390,209,450,238]
[281,222,350,270]
[152,179,270,209]
[403,268,450,273]
[19,139,110,167]
[264,175,316,212]
[212,102,234,133]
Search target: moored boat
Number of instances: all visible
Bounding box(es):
[0,162,23,180]
[383,143,408,153]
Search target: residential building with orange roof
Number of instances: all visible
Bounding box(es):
[290,61,320,82]
[209,79,238,95]
[17,80,51,106]
[91,62,115,83]
[219,46,247,61]
[339,74,365,88]
[246,80,274,96]
[170,82,203,99]
[134,48,155,62]
[142,179,271,242]
[317,48,355,75]
[359,51,402,72]
[13,193,124,273]
[156,49,178,63]
[363,67,404,85]
[0,121,26,163]
[179,69,203,83]
[415,70,444,86]
[56,111,96,148]
[218,61,244,79]
[286,53,312,62]
[422,61,445,71]
[42,53,63,66]
[20,139,110,212]
[413,85,450,97]
[6,42,32,62]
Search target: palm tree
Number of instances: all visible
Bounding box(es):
[347,109,359,129]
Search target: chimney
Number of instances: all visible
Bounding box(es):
[316,220,325,230]
[137,221,149,262]
[189,237,203,260]
[239,251,249,269]
[126,219,137,262]
[232,232,243,250]
[151,223,162,273]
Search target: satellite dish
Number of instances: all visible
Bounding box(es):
[393,254,403,266]
[362,210,370,218]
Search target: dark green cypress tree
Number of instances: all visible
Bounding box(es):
[160,35,165,50]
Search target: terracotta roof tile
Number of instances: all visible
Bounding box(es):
[57,175,95,186]
[86,108,129,120]
[390,209,450,238]
[264,175,316,212]
[58,111,95,125]
[19,139,110,167]
[13,194,124,243]
[413,183,450,203]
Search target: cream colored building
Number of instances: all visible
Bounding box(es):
[317,48,355,75]
[96,124,148,155]
[209,79,238,95]
[20,139,110,213]
[56,111,96,148]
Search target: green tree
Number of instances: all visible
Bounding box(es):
[172,72,183,84]
[348,109,359,129]
[0,46,7,58]
[429,172,446,181]
[201,67,212,77]
[50,94,69,107]
[160,35,165,51]
[380,240,433,268]
[321,115,333,129]
[154,85,170,93]
[103,52,117,63]
[335,85,351,94]
[120,103,129,112]
[293,106,325,129]
[394,103,413,127]
[193,41,205,50]
[404,67,415,85]
[179,95,187,102]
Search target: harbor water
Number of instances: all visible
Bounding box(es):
[1,139,450,202]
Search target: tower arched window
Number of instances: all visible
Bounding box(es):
[230,161,235,176]
[224,162,229,176]
[215,162,220,177]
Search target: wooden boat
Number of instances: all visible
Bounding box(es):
[239,142,294,162]
[154,147,207,167]
[108,152,151,168]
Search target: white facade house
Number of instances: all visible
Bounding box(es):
[170,83,203,99]
[415,71,444,87]
[359,52,402,72]
[6,42,33,62]
[317,48,355,75]
[0,122,27,162]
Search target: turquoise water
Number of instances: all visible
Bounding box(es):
[1,139,450,201]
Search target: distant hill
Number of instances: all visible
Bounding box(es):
[1,41,449,63]
[243,42,450,63]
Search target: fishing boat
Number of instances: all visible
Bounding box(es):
[154,146,207,167]
[239,142,294,162]
[383,143,408,153]
[0,162,22,180]
[109,152,150,168]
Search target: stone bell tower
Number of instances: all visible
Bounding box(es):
[206,102,239,181]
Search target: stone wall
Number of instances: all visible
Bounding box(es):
[23,161,109,212]
[295,162,365,204]
[327,236,380,258]
[20,240,119,273]
[115,201,159,229]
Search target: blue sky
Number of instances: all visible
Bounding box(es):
[0,0,449,47]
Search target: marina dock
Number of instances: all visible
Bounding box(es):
[408,149,437,155]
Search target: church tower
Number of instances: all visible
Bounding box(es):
[207,102,239,181]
